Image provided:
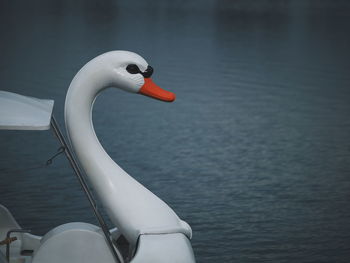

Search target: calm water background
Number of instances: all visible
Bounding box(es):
[1,0,350,262]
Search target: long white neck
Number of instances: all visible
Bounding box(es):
[64,54,191,246]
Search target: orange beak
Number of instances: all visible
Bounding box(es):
[138,78,176,102]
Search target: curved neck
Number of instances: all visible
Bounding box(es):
[64,61,191,246]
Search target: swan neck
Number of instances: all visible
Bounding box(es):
[64,60,191,246]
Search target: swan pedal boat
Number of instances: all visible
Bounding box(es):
[0,51,195,263]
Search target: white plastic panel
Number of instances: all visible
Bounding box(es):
[0,91,54,130]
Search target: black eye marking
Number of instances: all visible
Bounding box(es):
[126,64,141,74]
[126,64,154,78]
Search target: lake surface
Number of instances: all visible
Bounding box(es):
[1,0,350,262]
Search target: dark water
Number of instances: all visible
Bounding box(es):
[1,0,350,262]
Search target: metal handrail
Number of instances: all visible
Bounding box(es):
[50,115,123,263]
[5,229,31,262]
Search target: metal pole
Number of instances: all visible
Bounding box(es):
[50,115,122,263]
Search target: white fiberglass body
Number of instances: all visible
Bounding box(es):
[65,51,194,261]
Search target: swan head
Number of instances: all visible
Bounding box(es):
[102,51,176,102]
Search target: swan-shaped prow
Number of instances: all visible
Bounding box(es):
[64,51,193,257]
